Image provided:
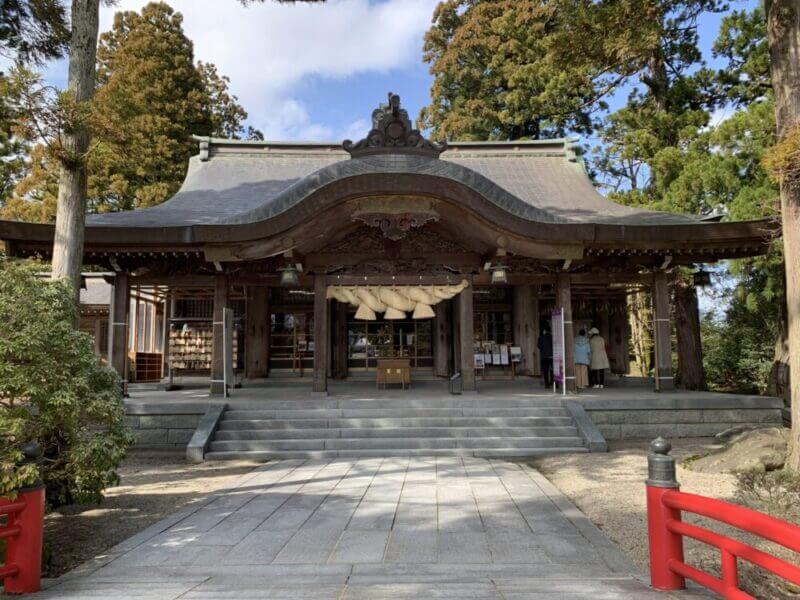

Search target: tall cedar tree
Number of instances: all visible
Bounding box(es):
[50,0,321,309]
[549,0,729,390]
[422,0,722,388]
[51,0,100,307]
[765,0,800,470]
[91,2,212,210]
[4,2,257,220]
[419,1,598,141]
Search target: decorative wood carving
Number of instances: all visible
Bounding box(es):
[320,227,469,255]
[343,93,447,158]
[351,196,440,241]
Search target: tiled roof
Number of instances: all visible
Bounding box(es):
[85,138,697,228]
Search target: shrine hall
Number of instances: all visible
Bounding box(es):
[0,94,777,398]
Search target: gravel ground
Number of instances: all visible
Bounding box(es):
[43,452,260,578]
[531,439,800,599]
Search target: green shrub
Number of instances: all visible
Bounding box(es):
[0,257,132,506]
[735,468,800,522]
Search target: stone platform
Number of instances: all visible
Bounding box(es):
[34,457,696,599]
[122,379,784,454]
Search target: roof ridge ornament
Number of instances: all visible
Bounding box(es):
[343,92,447,158]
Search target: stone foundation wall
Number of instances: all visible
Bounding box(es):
[125,405,205,450]
[583,397,783,441]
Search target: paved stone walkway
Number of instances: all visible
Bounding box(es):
[37,458,687,599]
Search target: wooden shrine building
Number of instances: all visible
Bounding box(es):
[0,94,777,394]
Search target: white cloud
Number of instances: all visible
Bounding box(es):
[99,0,437,139]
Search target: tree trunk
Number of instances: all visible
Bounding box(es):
[628,289,653,378]
[674,276,705,390]
[51,0,100,308]
[766,0,800,470]
[767,280,790,401]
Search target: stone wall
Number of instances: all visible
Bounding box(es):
[582,395,784,441]
[125,403,206,450]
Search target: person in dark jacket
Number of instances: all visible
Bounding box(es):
[537,328,553,388]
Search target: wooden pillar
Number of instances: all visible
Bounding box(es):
[609,296,630,375]
[108,272,130,391]
[313,275,328,394]
[433,301,451,377]
[456,281,476,391]
[652,271,675,391]
[245,286,269,379]
[331,300,349,379]
[210,274,228,394]
[512,284,539,376]
[556,273,576,392]
[451,297,460,376]
[599,292,611,340]
[161,288,171,377]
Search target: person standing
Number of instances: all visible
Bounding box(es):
[537,327,553,388]
[589,327,610,388]
[574,328,591,389]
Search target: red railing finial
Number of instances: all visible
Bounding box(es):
[646,437,686,591]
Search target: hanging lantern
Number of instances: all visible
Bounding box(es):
[384,306,406,320]
[693,269,712,288]
[488,263,509,284]
[279,264,300,287]
[354,303,377,320]
[412,303,435,319]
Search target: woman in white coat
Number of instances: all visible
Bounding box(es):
[588,327,610,388]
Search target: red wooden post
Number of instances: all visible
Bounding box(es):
[2,485,45,595]
[646,437,686,591]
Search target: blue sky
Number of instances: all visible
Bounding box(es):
[30,0,760,142]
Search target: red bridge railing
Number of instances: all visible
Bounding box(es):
[0,486,45,595]
[646,437,800,599]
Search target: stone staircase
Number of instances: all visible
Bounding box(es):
[204,396,594,460]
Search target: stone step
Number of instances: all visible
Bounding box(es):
[214,398,569,410]
[204,447,589,460]
[222,407,571,420]
[217,416,576,430]
[207,436,585,452]
[213,426,579,440]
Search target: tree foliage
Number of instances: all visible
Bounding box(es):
[419,0,599,140]
[2,2,257,221]
[0,257,132,505]
[0,0,69,65]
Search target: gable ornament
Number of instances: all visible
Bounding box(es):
[343,92,447,158]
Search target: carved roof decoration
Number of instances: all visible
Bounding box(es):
[343,93,447,158]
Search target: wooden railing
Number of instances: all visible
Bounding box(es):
[0,486,45,595]
[646,437,800,599]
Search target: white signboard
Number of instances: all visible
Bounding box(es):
[499,344,510,365]
[551,308,566,395]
